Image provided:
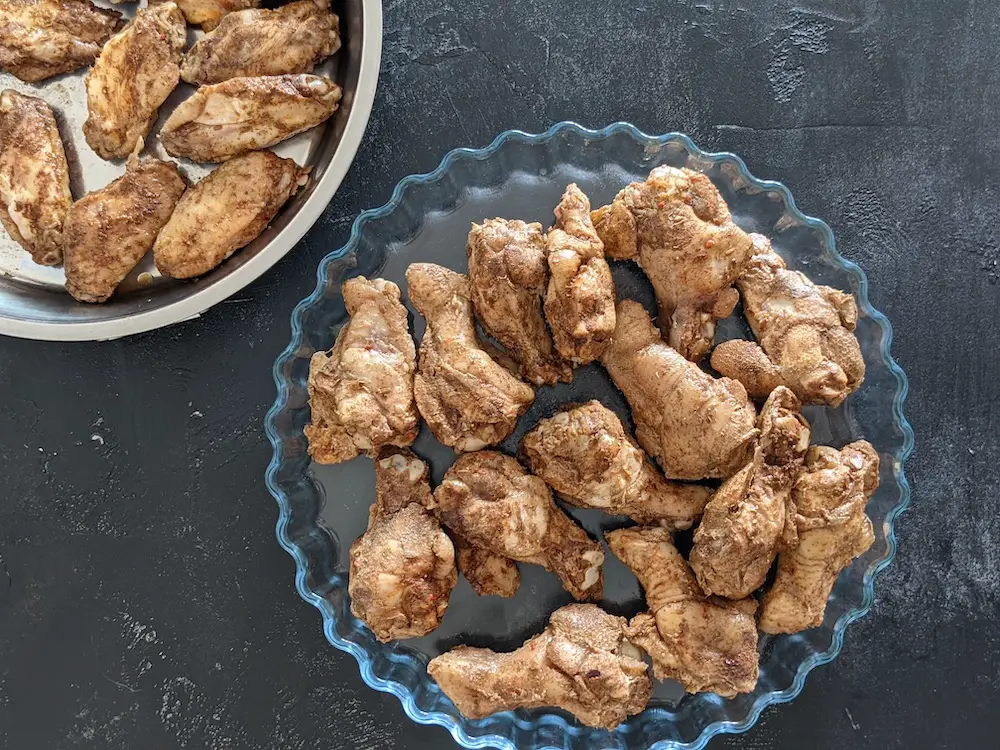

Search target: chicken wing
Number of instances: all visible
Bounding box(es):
[466,218,571,385]
[544,183,616,364]
[521,400,712,529]
[348,450,457,642]
[428,604,651,730]
[434,451,604,600]
[180,0,340,86]
[160,74,342,163]
[451,534,521,598]
[304,276,419,464]
[406,263,535,451]
[0,90,72,267]
[63,155,186,302]
[593,166,754,361]
[688,387,810,599]
[601,300,758,480]
[606,526,759,696]
[759,441,878,634]
[151,0,259,32]
[83,3,186,161]
[710,234,865,406]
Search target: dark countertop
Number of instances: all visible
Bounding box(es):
[2,0,998,747]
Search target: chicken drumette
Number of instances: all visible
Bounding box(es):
[434,451,604,600]
[521,400,712,529]
[151,0,259,31]
[592,166,754,361]
[606,526,759,697]
[428,603,651,730]
[451,535,521,598]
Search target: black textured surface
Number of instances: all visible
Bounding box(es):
[1,0,997,748]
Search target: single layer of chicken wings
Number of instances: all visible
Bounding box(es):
[151,0,259,31]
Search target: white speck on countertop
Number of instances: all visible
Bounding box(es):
[91,434,105,446]
[191,411,203,418]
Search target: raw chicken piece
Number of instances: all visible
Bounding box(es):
[759,441,879,634]
[428,604,651,730]
[592,166,754,361]
[304,276,419,464]
[160,74,342,163]
[466,218,571,385]
[348,450,457,642]
[521,400,712,529]
[689,387,811,599]
[451,534,520,598]
[151,0,259,31]
[64,155,186,302]
[154,150,309,279]
[434,451,604,600]
[544,183,616,364]
[601,300,758,480]
[82,3,186,161]
[0,0,123,83]
[0,90,71,266]
[406,263,535,451]
[181,0,341,86]
[710,234,865,406]
[606,526,759,696]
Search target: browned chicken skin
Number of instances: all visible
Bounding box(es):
[151,0,260,31]
[606,526,759,697]
[466,218,571,385]
[759,441,879,634]
[521,400,712,529]
[304,277,420,464]
[434,451,605,601]
[348,450,457,642]
[428,604,651,729]
[451,534,521,598]
[601,300,758,480]
[593,166,754,361]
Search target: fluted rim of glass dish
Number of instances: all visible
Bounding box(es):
[264,121,915,750]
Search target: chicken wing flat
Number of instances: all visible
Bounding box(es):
[466,218,571,386]
[160,74,342,163]
[606,526,759,696]
[0,0,123,83]
[428,604,651,730]
[304,277,419,464]
[521,400,712,529]
[0,90,72,267]
[348,450,457,642]
[451,534,521,598]
[710,234,865,406]
[434,451,604,600]
[64,156,186,303]
[544,183,616,364]
[180,0,341,86]
[601,300,758,480]
[593,166,754,361]
[154,150,309,279]
[152,0,259,32]
[83,3,186,161]
[759,441,878,634]
[406,263,535,451]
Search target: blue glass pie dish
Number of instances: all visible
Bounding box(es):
[264,122,914,749]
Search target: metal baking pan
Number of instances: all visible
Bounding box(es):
[0,0,381,341]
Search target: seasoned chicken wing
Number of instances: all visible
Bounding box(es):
[0,90,71,266]
[160,74,342,163]
[0,0,123,83]
[406,263,535,451]
[181,0,341,86]
[151,0,259,31]
[710,234,865,406]
[349,450,457,642]
[521,400,712,529]
[83,3,186,161]
[64,155,186,303]
[544,184,616,364]
[759,441,878,634]
[601,300,758,480]
[154,150,309,279]
[593,166,754,361]
[451,534,521,598]
[466,218,571,385]
[434,451,604,601]
[428,604,651,730]
[304,277,419,464]
[606,526,759,696]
